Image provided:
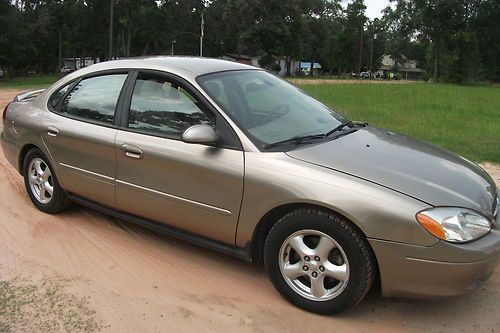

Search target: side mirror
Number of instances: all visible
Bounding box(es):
[181,124,217,145]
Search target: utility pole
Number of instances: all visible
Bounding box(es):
[171,40,176,55]
[108,0,114,60]
[200,13,204,57]
[357,22,364,77]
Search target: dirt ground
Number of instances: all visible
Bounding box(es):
[0,89,499,332]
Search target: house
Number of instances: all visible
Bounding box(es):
[222,53,300,77]
[252,55,300,76]
[300,62,322,76]
[63,57,98,72]
[377,55,426,80]
[221,53,253,65]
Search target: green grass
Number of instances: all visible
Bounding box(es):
[0,75,59,90]
[299,82,500,163]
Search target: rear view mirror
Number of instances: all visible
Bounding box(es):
[181,124,217,145]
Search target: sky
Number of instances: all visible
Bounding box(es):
[342,0,392,19]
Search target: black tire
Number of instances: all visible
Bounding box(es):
[23,148,69,214]
[264,208,375,314]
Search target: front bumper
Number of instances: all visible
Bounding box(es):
[370,221,500,299]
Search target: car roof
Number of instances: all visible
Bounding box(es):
[79,56,258,78]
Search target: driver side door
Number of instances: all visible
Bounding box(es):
[114,71,244,245]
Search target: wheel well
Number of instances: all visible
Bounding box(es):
[250,203,379,271]
[18,144,38,174]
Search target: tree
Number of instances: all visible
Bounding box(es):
[0,0,498,82]
[382,0,417,70]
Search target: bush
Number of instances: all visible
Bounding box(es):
[421,72,431,82]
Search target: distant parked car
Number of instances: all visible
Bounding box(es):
[2,57,499,314]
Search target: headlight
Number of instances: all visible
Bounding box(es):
[416,208,492,243]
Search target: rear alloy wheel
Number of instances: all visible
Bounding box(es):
[264,208,375,314]
[23,149,69,214]
[28,157,54,204]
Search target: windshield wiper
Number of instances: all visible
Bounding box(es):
[263,134,326,150]
[325,121,367,137]
[263,121,368,150]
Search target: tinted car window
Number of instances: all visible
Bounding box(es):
[61,74,127,124]
[128,75,213,138]
[49,82,72,109]
[198,70,345,146]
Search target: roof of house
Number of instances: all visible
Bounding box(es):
[223,53,253,61]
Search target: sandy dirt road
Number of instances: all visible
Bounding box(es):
[0,89,499,332]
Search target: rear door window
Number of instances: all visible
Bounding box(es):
[60,74,127,125]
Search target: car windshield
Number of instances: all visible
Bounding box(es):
[197,70,346,149]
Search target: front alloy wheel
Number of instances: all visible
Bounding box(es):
[264,208,375,314]
[279,230,350,301]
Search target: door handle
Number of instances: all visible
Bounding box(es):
[47,126,59,137]
[120,144,143,160]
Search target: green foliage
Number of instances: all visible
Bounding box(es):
[300,82,500,162]
[420,72,431,82]
[0,0,497,83]
[383,0,500,83]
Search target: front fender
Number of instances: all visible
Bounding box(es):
[236,152,437,249]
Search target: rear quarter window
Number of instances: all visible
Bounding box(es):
[49,82,73,109]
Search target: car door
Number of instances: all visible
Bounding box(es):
[114,71,244,245]
[44,72,129,207]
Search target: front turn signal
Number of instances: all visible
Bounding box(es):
[416,212,446,240]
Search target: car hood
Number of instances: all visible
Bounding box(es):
[286,126,497,218]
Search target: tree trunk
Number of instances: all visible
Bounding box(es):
[433,39,439,82]
[108,0,114,60]
[357,25,363,77]
[121,29,126,58]
[82,45,86,68]
[310,51,315,77]
[58,28,62,72]
[126,16,132,58]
